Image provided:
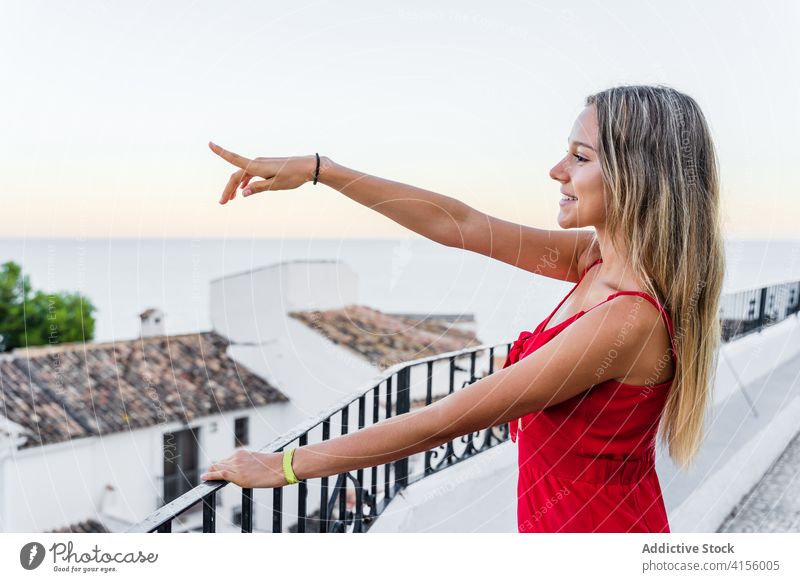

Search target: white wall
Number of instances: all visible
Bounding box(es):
[369,440,517,533]
[227,317,494,422]
[210,260,359,345]
[227,317,378,421]
[710,314,800,406]
[0,401,293,533]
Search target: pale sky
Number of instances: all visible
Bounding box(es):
[1,0,798,239]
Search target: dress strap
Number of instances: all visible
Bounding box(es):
[581,257,603,278]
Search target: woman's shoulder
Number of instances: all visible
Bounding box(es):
[601,293,676,384]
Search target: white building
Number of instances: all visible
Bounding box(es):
[210,259,483,429]
[0,329,292,533]
[0,259,482,533]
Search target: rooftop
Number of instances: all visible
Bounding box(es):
[0,332,287,450]
[288,304,481,369]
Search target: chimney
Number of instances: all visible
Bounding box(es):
[139,308,166,338]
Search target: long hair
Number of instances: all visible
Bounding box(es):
[585,85,725,471]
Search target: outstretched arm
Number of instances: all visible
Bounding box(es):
[201,295,653,488]
[210,142,471,247]
[209,142,594,280]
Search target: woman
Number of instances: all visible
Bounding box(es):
[200,84,725,533]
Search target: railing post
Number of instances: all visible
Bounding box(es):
[793,283,800,317]
[202,491,216,533]
[424,362,434,475]
[273,480,283,532]
[320,418,331,533]
[394,366,411,490]
[241,488,253,533]
[757,287,768,330]
[297,432,308,533]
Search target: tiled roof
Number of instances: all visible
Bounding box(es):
[288,304,481,369]
[0,332,287,450]
[47,518,109,533]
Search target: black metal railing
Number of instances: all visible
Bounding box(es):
[158,468,203,507]
[128,275,800,533]
[126,341,513,533]
[719,279,800,342]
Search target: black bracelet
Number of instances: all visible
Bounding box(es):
[313,152,320,185]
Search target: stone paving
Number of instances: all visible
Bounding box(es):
[717,427,800,532]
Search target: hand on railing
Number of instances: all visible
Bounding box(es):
[200,449,287,488]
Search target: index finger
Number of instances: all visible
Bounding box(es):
[208,141,253,170]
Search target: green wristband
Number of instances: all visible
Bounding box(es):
[282,448,301,485]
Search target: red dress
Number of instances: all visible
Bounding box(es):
[503,258,675,533]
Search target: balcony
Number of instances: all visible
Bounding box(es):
[127,276,800,533]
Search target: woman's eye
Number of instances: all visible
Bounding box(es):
[572,153,588,163]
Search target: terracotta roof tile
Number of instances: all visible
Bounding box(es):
[289,304,481,369]
[0,332,287,449]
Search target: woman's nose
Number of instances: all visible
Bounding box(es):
[549,159,567,182]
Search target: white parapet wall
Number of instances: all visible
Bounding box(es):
[368,439,518,533]
[662,314,800,532]
[710,314,800,407]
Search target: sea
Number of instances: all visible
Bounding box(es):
[1,237,799,346]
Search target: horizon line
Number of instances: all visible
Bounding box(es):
[0,235,798,242]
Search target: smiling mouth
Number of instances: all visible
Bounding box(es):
[561,194,577,201]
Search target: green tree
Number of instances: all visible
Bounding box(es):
[0,261,96,352]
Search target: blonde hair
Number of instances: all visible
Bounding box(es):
[585,85,725,471]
